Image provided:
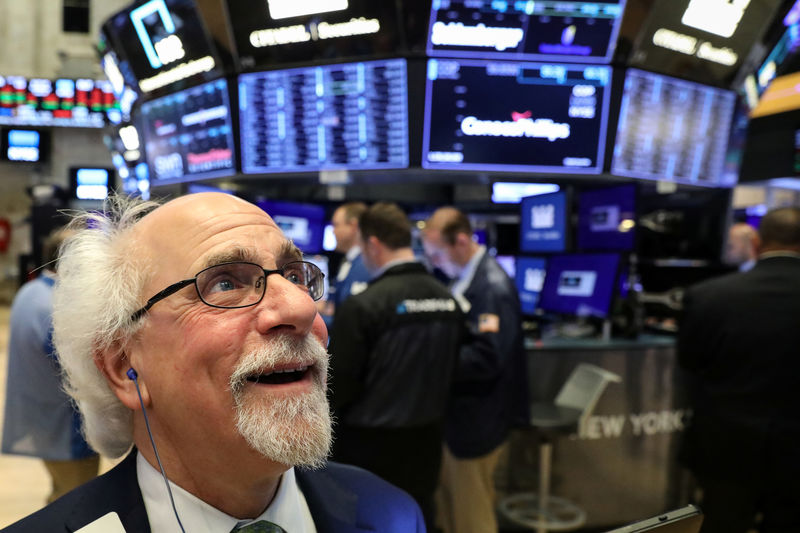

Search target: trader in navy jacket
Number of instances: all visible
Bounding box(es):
[2,193,423,533]
[423,207,528,533]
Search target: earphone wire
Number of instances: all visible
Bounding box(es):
[131,374,188,533]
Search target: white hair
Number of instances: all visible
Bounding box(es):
[52,196,161,458]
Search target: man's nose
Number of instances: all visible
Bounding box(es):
[253,274,317,336]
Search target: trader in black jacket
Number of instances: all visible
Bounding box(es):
[329,202,464,530]
[423,207,527,533]
[678,207,800,533]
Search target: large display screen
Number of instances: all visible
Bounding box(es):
[0,76,117,128]
[539,253,620,317]
[577,184,636,251]
[611,69,736,186]
[257,200,326,254]
[520,191,568,253]
[103,0,223,94]
[516,256,547,315]
[224,0,428,69]
[140,78,236,183]
[239,58,409,174]
[69,167,113,201]
[427,0,626,63]
[423,59,611,173]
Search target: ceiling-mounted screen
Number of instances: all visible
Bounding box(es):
[103,0,223,94]
[611,69,736,187]
[427,0,626,63]
[0,76,117,128]
[139,78,235,183]
[224,0,428,70]
[239,58,409,174]
[1,128,49,163]
[423,59,611,173]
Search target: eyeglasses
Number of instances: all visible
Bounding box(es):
[130,261,325,322]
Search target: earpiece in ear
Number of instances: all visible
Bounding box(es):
[127,368,138,381]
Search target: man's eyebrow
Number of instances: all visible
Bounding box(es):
[200,248,258,271]
[278,241,303,263]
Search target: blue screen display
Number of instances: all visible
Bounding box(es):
[520,191,567,253]
[539,253,620,317]
[4,129,42,162]
[73,168,110,200]
[516,256,547,315]
[577,184,636,251]
[139,78,236,184]
[238,58,409,173]
[256,200,326,254]
[427,0,626,63]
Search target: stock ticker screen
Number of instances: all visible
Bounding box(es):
[427,0,626,62]
[423,59,610,173]
[140,78,236,183]
[0,76,117,128]
[238,58,409,174]
[611,69,737,186]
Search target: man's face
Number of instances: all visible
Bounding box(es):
[331,208,357,253]
[422,229,461,279]
[128,193,331,472]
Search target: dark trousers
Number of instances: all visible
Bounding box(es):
[332,423,443,531]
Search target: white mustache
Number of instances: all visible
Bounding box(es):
[229,334,329,395]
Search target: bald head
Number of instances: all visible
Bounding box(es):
[758,207,800,254]
[425,207,472,246]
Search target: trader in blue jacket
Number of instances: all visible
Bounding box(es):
[423,207,528,533]
[3,192,423,533]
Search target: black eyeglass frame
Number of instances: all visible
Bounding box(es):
[129,260,324,323]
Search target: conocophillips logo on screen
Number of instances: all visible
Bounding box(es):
[460,111,570,141]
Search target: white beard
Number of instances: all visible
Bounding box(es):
[229,334,332,469]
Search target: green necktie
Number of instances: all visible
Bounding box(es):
[231,520,286,533]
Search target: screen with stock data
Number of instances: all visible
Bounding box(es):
[611,69,736,186]
[427,0,626,62]
[140,78,236,183]
[239,58,409,174]
[423,59,610,173]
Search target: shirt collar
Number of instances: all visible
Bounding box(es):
[345,246,361,263]
[451,245,486,298]
[372,258,418,280]
[137,451,316,533]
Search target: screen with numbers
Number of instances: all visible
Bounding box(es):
[611,69,736,186]
[238,58,409,173]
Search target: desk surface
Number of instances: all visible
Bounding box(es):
[526,334,675,351]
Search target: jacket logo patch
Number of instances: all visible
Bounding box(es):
[396,298,457,314]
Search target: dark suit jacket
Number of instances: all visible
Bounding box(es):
[1,451,425,532]
[678,255,800,483]
[445,252,528,459]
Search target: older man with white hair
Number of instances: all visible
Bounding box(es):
[2,193,423,533]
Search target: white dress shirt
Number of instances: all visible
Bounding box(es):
[137,452,317,533]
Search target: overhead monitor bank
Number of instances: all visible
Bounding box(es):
[423,59,611,173]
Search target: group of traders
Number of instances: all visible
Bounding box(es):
[3,192,800,533]
[1,193,526,533]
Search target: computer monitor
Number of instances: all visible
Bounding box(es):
[256,200,326,254]
[516,256,547,315]
[539,253,620,317]
[69,167,113,201]
[520,191,568,253]
[577,184,636,251]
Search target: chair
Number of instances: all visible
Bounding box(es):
[498,363,622,532]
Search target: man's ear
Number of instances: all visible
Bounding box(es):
[94,342,149,411]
